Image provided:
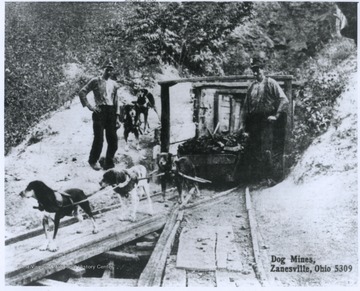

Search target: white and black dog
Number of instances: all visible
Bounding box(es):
[135,89,159,133]
[157,153,200,204]
[100,165,153,221]
[123,104,141,151]
[19,181,98,252]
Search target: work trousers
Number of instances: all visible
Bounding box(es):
[244,113,275,181]
[244,112,287,182]
[89,106,118,164]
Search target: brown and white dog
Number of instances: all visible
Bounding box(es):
[157,153,200,204]
[100,165,153,221]
[19,181,98,252]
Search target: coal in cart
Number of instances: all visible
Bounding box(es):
[158,75,297,183]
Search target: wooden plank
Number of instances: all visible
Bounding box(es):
[187,270,216,287]
[6,200,169,273]
[185,187,239,211]
[160,84,170,152]
[158,75,294,86]
[6,189,170,246]
[36,279,70,286]
[215,270,237,287]
[6,211,168,286]
[152,216,182,286]
[138,205,182,286]
[104,250,151,261]
[214,92,219,131]
[115,245,153,260]
[245,189,270,287]
[176,227,216,271]
[65,265,86,278]
[142,233,159,242]
[102,260,115,279]
[216,270,261,287]
[136,241,156,250]
[162,255,186,287]
[216,226,243,272]
[68,277,138,287]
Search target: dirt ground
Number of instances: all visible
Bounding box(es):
[3,66,358,287]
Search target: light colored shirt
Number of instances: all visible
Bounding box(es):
[79,76,120,114]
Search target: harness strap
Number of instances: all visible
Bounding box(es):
[56,191,75,208]
[54,191,64,207]
[115,170,132,189]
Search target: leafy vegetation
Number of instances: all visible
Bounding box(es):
[4,1,357,162]
[289,38,356,164]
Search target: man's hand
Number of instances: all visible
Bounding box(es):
[88,105,101,113]
[267,115,277,122]
[116,120,122,129]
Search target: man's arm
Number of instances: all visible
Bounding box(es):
[79,78,96,111]
[114,84,122,128]
[268,78,289,120]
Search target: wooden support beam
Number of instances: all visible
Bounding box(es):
[158,75,294,86]
[179,193,193,209]
[245,188,270,287]
[104,250,151,261]
[136,241,156,250]
[142,233,159,242]
[6,213,168,286]
[6,189,173,246]
[160,84,170,152]
[138,206,183,287]
[65,265,86,278]
[102,260,115,279]
[152,211,183,287]
[162,255,186,287]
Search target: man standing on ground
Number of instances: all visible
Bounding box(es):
[241,56,289,183]
[79,60,121,170]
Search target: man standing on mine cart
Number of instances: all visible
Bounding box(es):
[241,56,289,184]
[79,60,121,171]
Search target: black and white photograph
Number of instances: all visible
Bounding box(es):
[2,0,358,288]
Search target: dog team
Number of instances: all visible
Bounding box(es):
[19,154,199,252]
[19,61,200,252]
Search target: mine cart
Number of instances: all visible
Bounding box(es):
[158,75,297,182]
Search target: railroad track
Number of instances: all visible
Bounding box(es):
[5,186,270,287]
[158,186,268,287]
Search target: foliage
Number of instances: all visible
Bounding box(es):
[4,2,121,154]
[288,38,357,165]
[102,1,253,81]
[223,2,338,75]
[4,1,356,159]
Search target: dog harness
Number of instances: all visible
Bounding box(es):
[114,170,137,198]
[38,191,75,212]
